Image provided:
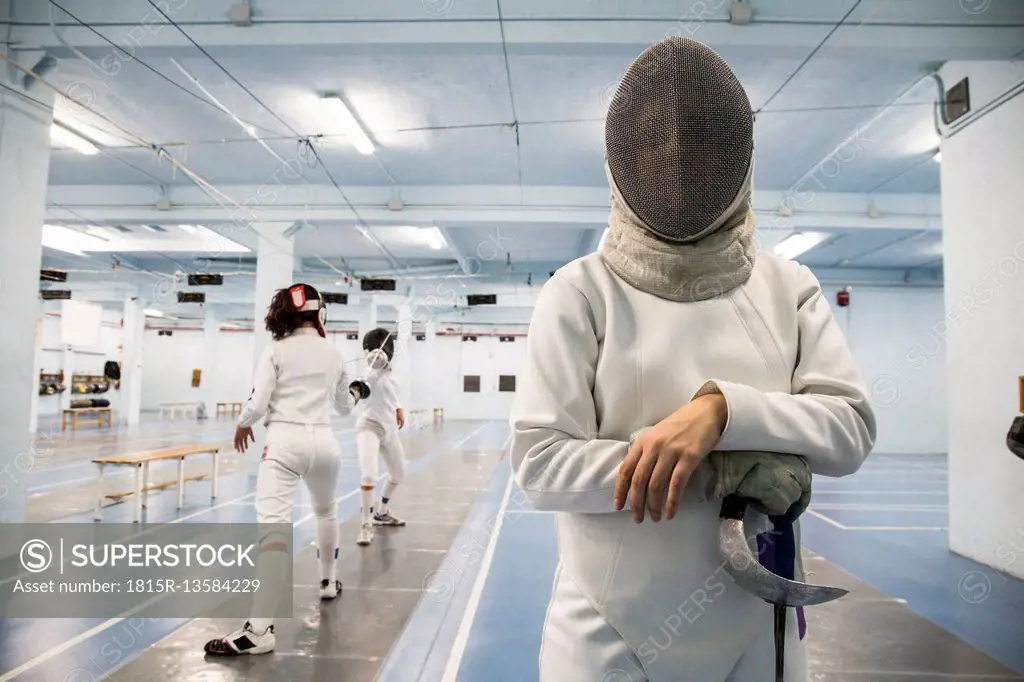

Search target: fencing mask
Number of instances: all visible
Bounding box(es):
[362,328,394,372]
[600,37,758,302]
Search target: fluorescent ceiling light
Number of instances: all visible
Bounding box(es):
[178,224,200,234]
[320,95,374,155]
[422,227,445,250]
[140,224,164,233]
[50,123,98,155]
[41,224,108,256]
[773,232,829,260]
[143,308,164,318]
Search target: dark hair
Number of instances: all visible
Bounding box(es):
[362,327,395,361]
[265,283,321,341]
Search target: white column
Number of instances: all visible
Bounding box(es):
[59,346,75,413]
[248,224,294,476]
[357,296,378,340]
[200,308,220,412]
[424,319,439,412]
[29,317,45,434]
[121,297,146,428]
[0,64,54,522]
[251,223,295,383]
[940,61,1024,580]
[394,303,413,409]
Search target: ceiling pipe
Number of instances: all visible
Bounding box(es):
[786,73,940,197]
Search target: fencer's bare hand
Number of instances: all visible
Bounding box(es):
[396,408,405,429]
[614,394,728,523]
[234,426,255,453]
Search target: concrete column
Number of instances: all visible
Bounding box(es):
[121,297,146,428]
[251,223,295,383]
[939,60,1024,579]
[0,65,55,522]
[59,346,75,413]
[29,317,44,434]
[200,308,220,413]
[424,319,439,413]
[248,224,294,475]
[357,296,378,340]
[394,304,413,409]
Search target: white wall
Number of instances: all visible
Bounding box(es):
[823,285,948,455]
[939,68,1024,579]
[81,283,947,454]
[407,334,524,420]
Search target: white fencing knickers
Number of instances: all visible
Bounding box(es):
[355,421,406,487]
[249,422,342,628]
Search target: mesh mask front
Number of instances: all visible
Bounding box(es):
[605,37,754,243]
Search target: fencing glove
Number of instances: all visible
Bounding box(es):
[350,380,371,401]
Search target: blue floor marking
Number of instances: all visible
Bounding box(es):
[375,452,511,682]
[455,512,557,682]
[0,423,499,682]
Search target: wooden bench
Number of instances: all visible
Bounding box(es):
[62,407,113,432]
[159,402,200,419]
[405,408,444,430]
[92,445,221,523]
[216,402,243,418]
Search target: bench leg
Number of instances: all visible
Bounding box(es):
[142,462,150,508]
[177,457,186,509]
[93,463,105,521]
[210,451,220,500]
[133,464,143,523]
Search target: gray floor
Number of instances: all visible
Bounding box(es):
[11,416,1023,681]
[804,554,1022,680]
[104,430,503,681]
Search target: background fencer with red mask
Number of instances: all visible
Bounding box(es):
[204,283,368,657]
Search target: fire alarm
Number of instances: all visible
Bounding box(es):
[836,286,851,307]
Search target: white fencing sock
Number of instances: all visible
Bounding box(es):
[360,487,373,525]
[248,545,290,634]
[316,518,339,582]
[379,479,399,515]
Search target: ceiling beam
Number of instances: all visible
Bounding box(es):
[45,185,943,232]
[14,0,1023,60]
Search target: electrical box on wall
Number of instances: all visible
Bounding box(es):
[836,286,851,307]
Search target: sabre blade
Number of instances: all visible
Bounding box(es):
[718,519,848,607]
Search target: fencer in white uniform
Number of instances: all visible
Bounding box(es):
[353,327,408,546]
[508,39,877,682]
[205,283,365,657]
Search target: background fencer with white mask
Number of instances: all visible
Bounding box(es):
[352,327,408,547]
[508,38,876,682]
[204,283,366,658]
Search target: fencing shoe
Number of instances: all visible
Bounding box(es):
[204,621,275,656]
[373,511,406,527]
[320,579,342,600]
[357,523,374,546]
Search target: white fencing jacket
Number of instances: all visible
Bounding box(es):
[508,251,876,679]
[239,327,356,428]
[356,368,402,435]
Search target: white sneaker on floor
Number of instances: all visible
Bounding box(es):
[356,523,374,546]
[373,511,406,527]
[203,621,275,656]
[320,579,342,600]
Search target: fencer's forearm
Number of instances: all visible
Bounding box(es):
[509,430,631,512]
[702,380,874,477]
